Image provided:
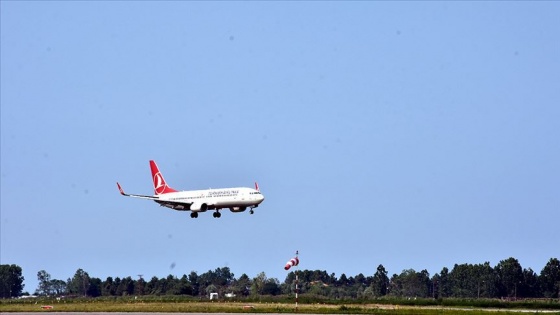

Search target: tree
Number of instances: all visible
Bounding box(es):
[495,257,523,298]
[135,277,146,296]
[150,275,175,296]
[10,256,557,299]
[520,268,539,298]
[87,277,102,297]
[165,275,192,295]
[116,276,134,296]
[51,279,67,296]
[438,267,451,298]
[231,273,251,296]
[355,273,367,286]
[449,263,476,298]
[37,270,52,296]
[188,271,200,296]
[251,272,267,295]
[473,262,498,298]
[338,273,349,287]
[145,276,160,295]
[0,264,25,298]
[388,273,401,296]
[36,270,67,296]
[214,267,235,287]
[417,270,431,298]
[102,277,115,296]
[388,269,430,298]
[198,269,214,293]
[177,275,193,295]
[401,269,418,297]
[371,264,389,297]
[539,258,560,298]
[67,268,90,296]
[431,274,440,299]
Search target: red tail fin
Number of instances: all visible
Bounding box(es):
[149,160,178,195]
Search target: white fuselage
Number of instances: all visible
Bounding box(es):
[118,160,264,218]
[156,187,264,212]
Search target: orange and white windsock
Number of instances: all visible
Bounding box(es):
[284,257,299,270]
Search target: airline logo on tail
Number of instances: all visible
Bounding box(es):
[153,173,166,194]
[150,160,177,195]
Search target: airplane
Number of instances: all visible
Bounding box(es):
[117,160,264,218]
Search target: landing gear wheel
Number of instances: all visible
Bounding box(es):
[249,209,254,214]
[213,212,221,218]
[190,212,198,218]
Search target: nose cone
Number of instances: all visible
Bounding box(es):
[258,194,265,204]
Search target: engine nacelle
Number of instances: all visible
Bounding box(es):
[190,202,208,212]
[229,206,247,213]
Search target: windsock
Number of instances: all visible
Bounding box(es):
[284,257,299,270]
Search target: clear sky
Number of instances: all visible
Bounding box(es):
[1,2,559,294]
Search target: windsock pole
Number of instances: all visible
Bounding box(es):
[295,250,299,311]
[284,251,300,311]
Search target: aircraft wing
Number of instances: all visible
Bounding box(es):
[154,199,195,209]
[117,182,219,211]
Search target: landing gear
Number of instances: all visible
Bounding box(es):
[190,212,198,218]
[212,211,221,218]
[249,205,258,215]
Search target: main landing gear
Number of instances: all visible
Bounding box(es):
[190,212,198,218]
[212,211,221,218]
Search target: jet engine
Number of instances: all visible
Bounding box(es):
[190,202,208,212]
[229,206,247,213]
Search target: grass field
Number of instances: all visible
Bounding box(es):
[1,299,560,314]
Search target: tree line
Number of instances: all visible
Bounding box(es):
[1,257,559,299]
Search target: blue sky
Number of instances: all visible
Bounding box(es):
[1,2,559,293]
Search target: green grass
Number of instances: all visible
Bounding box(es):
[1,296,559,314]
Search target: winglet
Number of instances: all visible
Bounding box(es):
[255,182,260,191]
[117,182,126,195]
